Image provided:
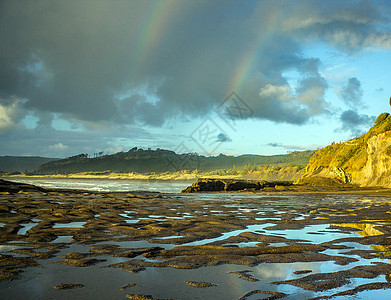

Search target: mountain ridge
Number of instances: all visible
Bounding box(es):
[35,148,315,175]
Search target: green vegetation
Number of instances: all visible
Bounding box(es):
[207,164,305,180]
[34,148,314,175]
[374,112,389,126]
[305,114,391,176]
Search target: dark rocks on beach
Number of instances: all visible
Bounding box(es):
[181,178,293,193]
[238,289,287,300]
[230,270,259,282]
[119,283,139,291]
[52,283,84,290]
[126,294,158,300]
[294,270,312,275]
[185,281,218,287]
[0,179,46,193]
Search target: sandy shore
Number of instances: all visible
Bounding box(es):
[1,180,391,299]
[2,172,219,181]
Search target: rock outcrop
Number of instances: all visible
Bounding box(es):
[182,178,292,193]
[300,113,391,188]
[0,179,46,193]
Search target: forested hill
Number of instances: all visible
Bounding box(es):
[36,148,315,174]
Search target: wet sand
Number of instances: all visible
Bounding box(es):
[1,182,391,299]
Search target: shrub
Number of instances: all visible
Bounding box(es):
[375,112,390,126]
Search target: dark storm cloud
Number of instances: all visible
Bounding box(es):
[280,0,391,51]
[0,123,156,157]
[339,77,364,108]
[217,133,232,143]
[0,0,390,135]
[337,109,375,136]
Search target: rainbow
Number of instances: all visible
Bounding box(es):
[228,9,282,94]
[130,1,283,99]
[131,0,180,79]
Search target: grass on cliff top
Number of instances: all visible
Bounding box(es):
[306,114,391,173]
[3,164,306,181]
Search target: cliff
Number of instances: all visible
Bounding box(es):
[300,113,391,188]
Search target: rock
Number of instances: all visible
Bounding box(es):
[182,178,292,193]
[0,179,46,193]
[185,281,218,287]
[52,283,84,290]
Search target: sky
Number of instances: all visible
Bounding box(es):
[1,0,391,158]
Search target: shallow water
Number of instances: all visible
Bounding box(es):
[52,222,87,229]
[1,185,391,299]
[263,223,355,244]
[184,223,275,246]
[17,222,40,235]
[0,245,32,252]
[2,177,189,193]
[50,236,73,243]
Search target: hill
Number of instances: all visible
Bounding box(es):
[0,156,60,172]
[35,148,314,175]
[300,112,391,187]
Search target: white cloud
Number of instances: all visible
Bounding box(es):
[49,142,68,151]
[0,98,24,133]
[0,105,14,132]
[258,84,292,102]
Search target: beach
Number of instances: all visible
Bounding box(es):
[1,179,391,299]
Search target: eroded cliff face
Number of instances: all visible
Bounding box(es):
[300,114,391,188]
[360,132,391,187]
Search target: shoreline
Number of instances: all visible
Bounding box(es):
[0,175,196,183]
[0,166,305,182]
[1,178,391,197]
[1,174,199,182]
[1,181,390,299]
[0,173,248,183]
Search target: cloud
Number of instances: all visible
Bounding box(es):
[255,58,328,124]
[295,58,328,115]
[0,105,15,133]
[117,94,165,126]
[0,97,25,133]
[267,142,322,151]
[217,133,232,143]
[0,122,157,157]
[280,0,391,51]
[257,84,310,124]
[339,77,364,108]
[267,142,283,148]
[1,0,389,131]
[337,109,375,136]
[49,142,68,151]
[1,1,391,155]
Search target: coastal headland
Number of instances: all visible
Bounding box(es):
[1,114,391,298]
